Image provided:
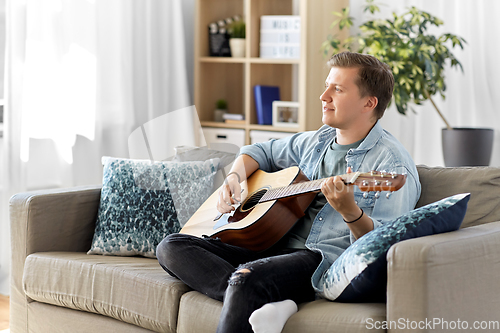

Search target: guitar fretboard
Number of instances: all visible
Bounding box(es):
[259,172,361,203]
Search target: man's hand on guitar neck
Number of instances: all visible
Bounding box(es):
[321,167,374,239]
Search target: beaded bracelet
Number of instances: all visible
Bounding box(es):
[343,208,364,223]
[226,172,241,183]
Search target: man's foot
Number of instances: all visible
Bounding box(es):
[249,300,298,333]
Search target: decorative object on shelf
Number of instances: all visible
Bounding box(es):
[228,19,246,58]
[213,99,228,122]
[272,101,299,128]
[322,1,493,167]
[254,85,280,125]
[223,113,245,125]
[260,15,300,59]
[208,16,240,57]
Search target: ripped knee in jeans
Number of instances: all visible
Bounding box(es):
[228,257,272,286]
[229,266,252,286]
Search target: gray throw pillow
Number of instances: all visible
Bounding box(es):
[88,156,219,258]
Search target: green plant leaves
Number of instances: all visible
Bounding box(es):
[321,1,466,118]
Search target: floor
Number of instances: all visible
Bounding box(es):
[0,294,9,332]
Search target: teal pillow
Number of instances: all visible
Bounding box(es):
[88,157,219,258]
[319,193,470,302]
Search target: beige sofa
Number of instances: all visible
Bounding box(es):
[10,165,500,333]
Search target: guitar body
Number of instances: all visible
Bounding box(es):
[180,166,407,252]
[180,166,318,252]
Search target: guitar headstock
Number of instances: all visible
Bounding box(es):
[344,171,406,198]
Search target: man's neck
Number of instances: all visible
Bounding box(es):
[335,121,377,145]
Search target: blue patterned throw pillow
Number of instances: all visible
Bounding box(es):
[319,193,470,303]
[88,157,219,258]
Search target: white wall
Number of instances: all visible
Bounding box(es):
[350,0,500,167]
[0,0,5,100]
[180,0,195,106]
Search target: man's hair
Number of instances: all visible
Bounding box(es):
[327,51,394,119]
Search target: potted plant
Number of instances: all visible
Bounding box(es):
[322,1,494,167]
[228,20,246,58]
[214,99,228,122]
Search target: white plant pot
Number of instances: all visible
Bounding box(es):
[230,38,246,58]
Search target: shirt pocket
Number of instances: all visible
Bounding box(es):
[354,191,376,213]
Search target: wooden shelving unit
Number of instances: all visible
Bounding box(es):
[194,0,348,145]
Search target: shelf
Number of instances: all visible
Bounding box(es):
[200,57,300,65]
[195,0,348,145]
[201,121,246,129]
[197,62,245,122]
[249,58,300,64]
[248,124,298,132]
[201,122,302,133]
[200,57,246,63]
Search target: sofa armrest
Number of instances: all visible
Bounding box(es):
[10,185,101,333]
[386,222,500,332]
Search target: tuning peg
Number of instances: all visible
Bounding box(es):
[362,192,369,199]
[374,191,380,199]
[386,192,392,199]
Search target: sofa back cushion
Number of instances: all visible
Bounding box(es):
[416,165,500,228]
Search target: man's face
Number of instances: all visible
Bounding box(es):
[320,67,370,129]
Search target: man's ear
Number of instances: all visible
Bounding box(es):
[364,96,378,111]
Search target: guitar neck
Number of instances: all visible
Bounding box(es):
[259,172,361,203]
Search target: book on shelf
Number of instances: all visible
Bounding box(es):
[254,85,280,125]
[222,113,244,121]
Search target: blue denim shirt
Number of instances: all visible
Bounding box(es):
[239,121,421,292]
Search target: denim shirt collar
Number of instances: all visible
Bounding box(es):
[353,121,383,153]
[318,121,383,152]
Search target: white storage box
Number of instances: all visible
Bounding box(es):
[250,130,294,144]
[260,15,300,59]
[202,127,245,148]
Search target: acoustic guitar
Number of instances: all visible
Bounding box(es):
[180,166,406,252]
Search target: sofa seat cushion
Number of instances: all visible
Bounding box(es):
[23,252,191,333]
[177,291,387,333]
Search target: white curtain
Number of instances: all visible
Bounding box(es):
[350,0,500,167]
[0,0,194,295]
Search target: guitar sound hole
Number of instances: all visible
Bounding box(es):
[241,188,268,212]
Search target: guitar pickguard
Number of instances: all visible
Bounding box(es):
[213,204,240,230]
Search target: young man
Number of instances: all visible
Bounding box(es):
[157,52,421,333]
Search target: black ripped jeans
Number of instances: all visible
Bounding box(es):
[156,233,322,333]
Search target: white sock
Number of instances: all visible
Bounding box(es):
[249,300,298,333]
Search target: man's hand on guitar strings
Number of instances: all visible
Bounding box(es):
[217,173,243,214]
